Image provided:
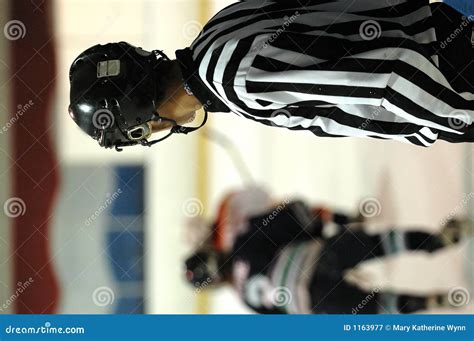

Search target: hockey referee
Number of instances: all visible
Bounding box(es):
[68,0,473,151]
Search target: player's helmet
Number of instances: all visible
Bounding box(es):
[185,250,217,288]
[68,42,207,151]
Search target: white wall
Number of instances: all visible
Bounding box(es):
[143,0,203,314]
[54,0,205,314]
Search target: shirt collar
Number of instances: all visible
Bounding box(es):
[175,48,230,113]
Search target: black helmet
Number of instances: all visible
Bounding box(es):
[185,250,233,288]
[68,41,207,151]
[185,251,215,288]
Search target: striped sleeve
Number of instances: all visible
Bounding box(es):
[192,0,474,147]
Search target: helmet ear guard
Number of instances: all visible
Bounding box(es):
[127,122,153,141]
[68,41,208,152]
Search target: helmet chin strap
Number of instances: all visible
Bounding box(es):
[114,109,208,152]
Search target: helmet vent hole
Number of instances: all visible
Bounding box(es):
[131,129,144,139]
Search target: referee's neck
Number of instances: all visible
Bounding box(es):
[152,61,203,131]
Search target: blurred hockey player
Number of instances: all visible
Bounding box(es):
[184,188,468,314]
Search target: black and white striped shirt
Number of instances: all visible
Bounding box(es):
[176,0,473,147]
